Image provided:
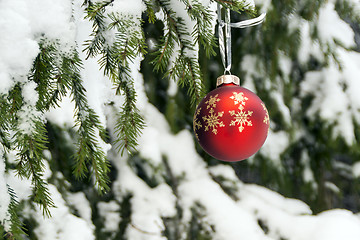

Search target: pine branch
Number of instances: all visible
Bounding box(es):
[167,54,205,105]
[108,18,147,155]
[114,66,146,155]
[3,185,26,240]
[143,0,156,23]
[157,0,194,49]
[214,0,256,14]
[151,28,177,72]
[188,2,218,57]
[4,79,55,216]
[83,0,115,59]
[84,7,147,156]
[29,41,70,111]
[29,39,111,194]
[69,54,110,193]
[177,0,217,57]
[148,0,213,106]
[151,0,196,72]
[7,84,23,123]
[0,97,11,151]
[14,118,54,217]
[151,0,206,105]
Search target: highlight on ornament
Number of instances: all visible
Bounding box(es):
[193,75,269,162]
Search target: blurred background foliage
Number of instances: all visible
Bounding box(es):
[141,0,360,214]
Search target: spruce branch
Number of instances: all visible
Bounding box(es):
[0,97,11,151]
[69,54,110,193]
[152,0,206,105]
[0,129,10,151]
[150,0,185,71]
[14,119,54,217]
[179,0,217,57]
[105,16,147,155]
[157,0,193,49]
[29,38,111,194]
[3,78,55,217]
[7,84,23,122]
[29,41,68,111]
[167,54,205,105]
[84,6,146,156]
[83,1,112,59]
[114,66,146,155]
[151,28,177,72]
[188,2,218,57]
[3,186,26,240]
[214,0,255,14]
[143,0,157,23]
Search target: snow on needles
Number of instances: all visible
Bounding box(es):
[0,0,39,94]
[0,0,75,93]
[300,50,360,145]
[317,2,355,49]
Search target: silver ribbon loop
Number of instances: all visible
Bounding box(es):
[217,4,266,76]
[218,4,226,73]
[225,8,232,74]
[229,13,267,28]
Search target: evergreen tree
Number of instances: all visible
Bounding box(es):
[1,0,360,239]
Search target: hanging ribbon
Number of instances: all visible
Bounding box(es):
[217,4,266,75]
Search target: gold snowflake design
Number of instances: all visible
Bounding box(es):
[230,92,248,106]
[205,94,221,109]
[202,108,225,135]
[193,107,202,130]
[261,103,270,125]
[229,105,253,132]
[193,107,202,139]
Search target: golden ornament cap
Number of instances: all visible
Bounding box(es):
[216,75,240,87]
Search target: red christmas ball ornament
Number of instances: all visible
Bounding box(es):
[193,75,269,162]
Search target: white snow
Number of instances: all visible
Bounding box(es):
[0,0,77,95]
[260,130,288,167]
[17,104,46,135]
[297,20,324,65]
[241,54,262,90]
[33,185,95,240]
[97,201,121,232]
[5,170,33,202]
[301,151,317,187]
[272,90,292,125]
[112,153,176,239]
[67,192,93,227]
[106,0,146,18]
[254,0,272,12]
[26,0,76,46]
[339,49,360,123]
[0,0,39,93]
[7,168,95,239]
[317,2,355,49]
[239,185,360,240]
[325,181,340,194]
[46,94,76,127]
[209,164,241,182]
[353,162,360,178]
[300,58,356,145]
[138,127,163,164]
[297,2,360,145]
[22,81,39,105]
